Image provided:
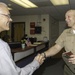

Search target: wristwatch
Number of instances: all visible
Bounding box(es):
[43,52,46,59]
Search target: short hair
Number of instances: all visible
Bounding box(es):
[66,10,75,16]
[0,2,8,14]
[0,2,7,7]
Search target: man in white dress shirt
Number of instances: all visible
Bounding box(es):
[0,2,45,75]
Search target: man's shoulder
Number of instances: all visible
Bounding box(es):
[0,39,8,47]
[63,28,71,33]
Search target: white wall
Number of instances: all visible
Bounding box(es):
[12,15,66,44]
[12,14,49,41]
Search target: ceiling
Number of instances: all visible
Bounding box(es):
[0,0,75,21]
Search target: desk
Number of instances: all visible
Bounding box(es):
[11,41,49,62]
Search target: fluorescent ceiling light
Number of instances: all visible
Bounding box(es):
[50,0,69,5]
[10,0,38,8]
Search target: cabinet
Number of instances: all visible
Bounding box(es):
[11,41,49,62]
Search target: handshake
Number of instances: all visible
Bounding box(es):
[34,52,46,65]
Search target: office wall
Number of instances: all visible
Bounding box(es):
[12,15,64,46]
[12,14,49,41]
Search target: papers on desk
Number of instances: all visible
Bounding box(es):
[31,42,42,46]
[33,42,42,44]
[31,44,37,46]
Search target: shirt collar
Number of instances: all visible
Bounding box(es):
[67,28,75,34]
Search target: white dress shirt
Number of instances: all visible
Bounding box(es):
[0,39,40,75]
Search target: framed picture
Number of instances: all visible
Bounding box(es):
[30,29,35,34]
[30,22,35,34]
[30,22,35,28]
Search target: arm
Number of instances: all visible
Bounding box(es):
[15,54,45,75]
[68,54,75,64]
[19,59,40,75]
[0,42,45,75]
[43,44,63,58]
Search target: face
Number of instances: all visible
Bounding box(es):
[65,10,75,28]
[0,5,12,32]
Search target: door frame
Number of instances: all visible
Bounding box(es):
[11,22,25,42]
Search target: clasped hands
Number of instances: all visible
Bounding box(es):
[34,53,46,65]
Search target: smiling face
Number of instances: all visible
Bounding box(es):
[65,10,75,29]
[0,3,12,32]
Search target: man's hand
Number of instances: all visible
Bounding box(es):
[34,54,45,65]
[68,54,75,64]
[63,51,75,64]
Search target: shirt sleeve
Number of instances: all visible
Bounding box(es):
[55,30,66,48]
[0,42,40,75]
[7,42,40,75]
[16,59,40,75]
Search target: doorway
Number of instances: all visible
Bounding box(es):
[11,22,25,42]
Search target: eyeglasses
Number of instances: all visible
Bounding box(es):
[0,14,11,18]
